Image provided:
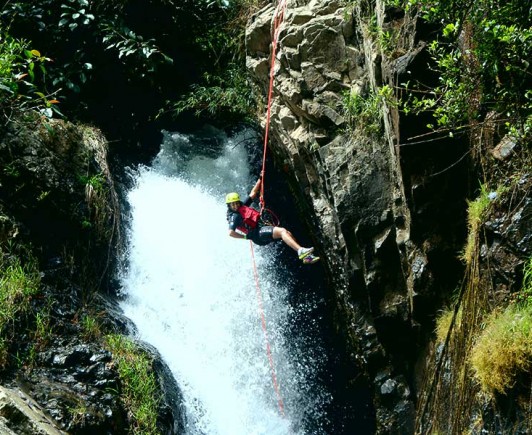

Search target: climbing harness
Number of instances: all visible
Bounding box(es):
[250,0,288,418]
[260,207,280,227]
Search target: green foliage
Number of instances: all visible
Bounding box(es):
[4,0,92,94]
[1,0,271,130]
[68,401,90,427]
[105,334,160,435]
[64,0,171,91]
[467,185,492,227]
[379,84,397,107]
[3,162,20,178]
[78,171,112,239]
[32,308,53,350]
[364,11,402,55]
[167,0,266,122]
[59,0,95,30]
[470,300,532,394]
[469,236,532,397]
[169,65,256,121]
[79,173,105,193]
[1,0,175,117]
[435,306,462,344]
[0,33,57,120]
[100,20,173,79]
[0,337,8,366]
[518,257,532,304]
[0,252,41,368]
[399,0,531,144]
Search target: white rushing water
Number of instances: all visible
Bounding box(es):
[119,128,330,434]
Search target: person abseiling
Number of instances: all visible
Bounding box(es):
[226,178,319,264]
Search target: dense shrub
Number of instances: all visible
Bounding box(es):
[166,0,268,124]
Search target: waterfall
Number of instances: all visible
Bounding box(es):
[119,127,330,434]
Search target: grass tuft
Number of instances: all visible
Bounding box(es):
[342,88,382,136]
[105,334,160,435]
[471,257,532,395]
[80,313,102,340]
[470,301,532,394]
[462,185,491,265]
[518,257,532,304]
[0,254,41,367]
[435,307,462,345]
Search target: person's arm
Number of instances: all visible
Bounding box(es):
[228,230,247,239]
[249,178,261,200]
[227,213,247,239]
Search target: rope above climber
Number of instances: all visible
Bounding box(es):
[225,178,319,264]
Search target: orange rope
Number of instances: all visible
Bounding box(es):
[250,242,285,416]
[259,0,287,211]
[250,0,288,417]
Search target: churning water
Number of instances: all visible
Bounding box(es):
[119,128,330,434]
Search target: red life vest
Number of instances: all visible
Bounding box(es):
[237,205,260,234]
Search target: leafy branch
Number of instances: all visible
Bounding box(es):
[0,34,59,122]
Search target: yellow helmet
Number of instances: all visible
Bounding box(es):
[225,192,240,203]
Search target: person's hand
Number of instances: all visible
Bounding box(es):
[250,178,261,199]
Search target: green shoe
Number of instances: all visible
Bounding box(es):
[298,247,314,259]
[302,254,320,264]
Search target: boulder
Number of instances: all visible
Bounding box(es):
[0,386,65,435]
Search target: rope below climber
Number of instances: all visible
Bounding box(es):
[223,0,320,419]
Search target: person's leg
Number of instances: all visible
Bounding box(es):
[272,226,301,252]
[269,226,319,264]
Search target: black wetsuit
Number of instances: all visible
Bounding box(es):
[227,196,275,246]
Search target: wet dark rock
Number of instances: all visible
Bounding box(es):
[380,378,398,396]
[483,193,532,301]
[0,115,184,434]
[0,386,65,435]
[17,340,124,433]
[492,134,518,160]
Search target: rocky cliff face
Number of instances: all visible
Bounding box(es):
[246,0,530,432]
[247,1,422,430]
